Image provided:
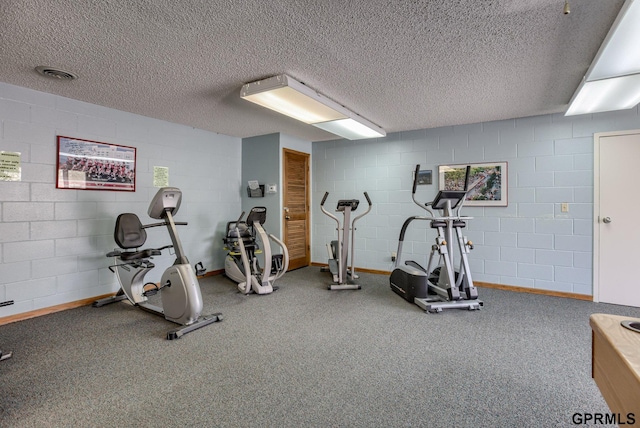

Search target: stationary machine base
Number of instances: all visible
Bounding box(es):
[329,283,361,291]
[414,296,483,313]
[92,291,128,307]
[166,313,223,340]
[94,295,222,339]
[390,265,481,313]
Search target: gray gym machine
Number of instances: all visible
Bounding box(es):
[222,206,290,295]
[320,191,372,290]
[0,300,13,361]
[390,165,482,312]
[94,187,222,339]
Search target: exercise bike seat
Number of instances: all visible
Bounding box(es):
[114,248,162,262]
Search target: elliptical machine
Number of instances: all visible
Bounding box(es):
[222,206,289,295]
[320,192,372,290]
[390,165,482,313]
[94,187,222,339]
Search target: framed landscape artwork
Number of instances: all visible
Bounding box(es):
[438,162,507,206]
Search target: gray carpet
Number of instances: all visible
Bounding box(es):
[1,267,638,427]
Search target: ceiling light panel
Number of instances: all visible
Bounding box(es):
[241,74,385,140]
[586,0,640,81]
[566,0,640,116]
[565,74,640,116]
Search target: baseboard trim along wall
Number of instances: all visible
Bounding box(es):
[310,262,593,301]
[0,269,225,327]
[0,267,591,326]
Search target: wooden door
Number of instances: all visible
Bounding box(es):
[283,148,310,270]
[594,130,640,307]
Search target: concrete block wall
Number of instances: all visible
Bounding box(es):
[0,82,241,318]
[312,106,640,296]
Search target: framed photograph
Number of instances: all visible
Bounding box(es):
[56,136,136,191]
[416,169,432,185]
[438,162,507,206]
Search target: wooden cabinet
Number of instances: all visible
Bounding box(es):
[590,313,640,415]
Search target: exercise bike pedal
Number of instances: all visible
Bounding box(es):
[194,262,206,276]
[142,281,164,297]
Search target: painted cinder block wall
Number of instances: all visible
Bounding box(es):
[3,77,640,321]
[312,106,640,296]
[0,82,241,318]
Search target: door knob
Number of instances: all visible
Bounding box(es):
[285,215,290,220]
[602,216,612,224]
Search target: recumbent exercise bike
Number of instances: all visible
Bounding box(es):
[94,187,222,339]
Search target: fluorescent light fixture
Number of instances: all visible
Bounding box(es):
[566,0,640,116]
[313,118,385,140]
[565,74,640,116]
[240,74,385,140]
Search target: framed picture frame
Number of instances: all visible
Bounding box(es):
[438,161,507,206]
[56,136,136,191]
[416,169,432,185]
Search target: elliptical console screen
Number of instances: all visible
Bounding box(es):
[336,199,359,212]
[431,191,466,210]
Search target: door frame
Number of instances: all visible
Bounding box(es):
[593,129,640,302]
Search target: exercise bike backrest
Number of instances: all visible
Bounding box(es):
[245,206,267,227]
[223,207,268,250]
[109,213,164,262]
[115,213,147,249]
[223,220,257,251]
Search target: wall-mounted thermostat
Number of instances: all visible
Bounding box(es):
[266,184,277,193]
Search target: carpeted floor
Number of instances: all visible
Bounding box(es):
[1,267,638,427]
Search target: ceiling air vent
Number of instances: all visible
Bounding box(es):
[34,66,78,80]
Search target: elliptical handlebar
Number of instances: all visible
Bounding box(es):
[320,191,329,206]
[456,165,472,217]
[412,164,435,216]
[353,192,372,224]
[349,192,372,280]
[412,164,420,195]
[320,192,340,223]
[364,191,372,206]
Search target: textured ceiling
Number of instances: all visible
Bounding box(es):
[0,0,626,142]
